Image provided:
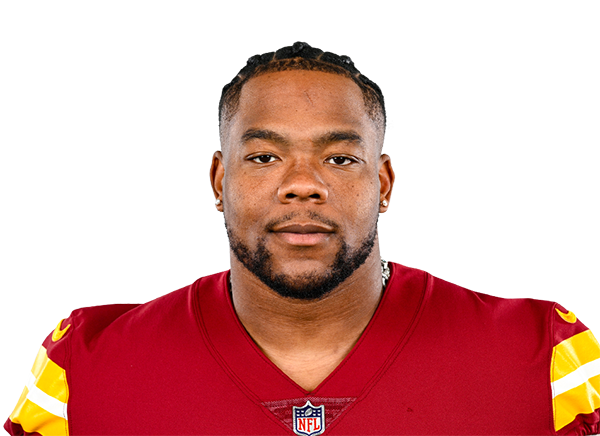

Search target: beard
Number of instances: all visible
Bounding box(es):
[225,213,378,301]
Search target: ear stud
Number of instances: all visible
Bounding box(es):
[215,199,222,206]
[381,200,388,207]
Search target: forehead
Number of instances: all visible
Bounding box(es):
[227,70,378,146]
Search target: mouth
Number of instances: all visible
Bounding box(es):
[270,222,335,247]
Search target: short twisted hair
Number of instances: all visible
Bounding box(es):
[219,42,386,141]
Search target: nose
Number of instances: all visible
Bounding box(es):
[277,161,328,204]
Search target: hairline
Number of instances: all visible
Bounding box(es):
[219,69,385,151]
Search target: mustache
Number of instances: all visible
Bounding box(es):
[265,211,340,232]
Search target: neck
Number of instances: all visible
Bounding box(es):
[229,246,384,391]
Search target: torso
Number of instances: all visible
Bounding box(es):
[38,264,571,434]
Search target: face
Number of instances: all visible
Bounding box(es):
[211,70,394,300]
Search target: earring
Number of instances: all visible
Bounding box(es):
[381,199,388,207]
[215,199,222,206]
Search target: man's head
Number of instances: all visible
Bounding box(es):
[210,42,394,300]
[219,42,386,149]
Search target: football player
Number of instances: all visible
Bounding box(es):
[6,42,599,436]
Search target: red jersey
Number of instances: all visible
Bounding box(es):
[6,263,600,435]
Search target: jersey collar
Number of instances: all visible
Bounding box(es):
[193,262,430,402]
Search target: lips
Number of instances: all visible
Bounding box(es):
[270,222,334,246]
[272,223,334,233]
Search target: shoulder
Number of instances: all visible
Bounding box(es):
[41,269,229,360]
[55,271,229,356]
[392,263,555,324]
[398,263,558,369]
[390,261,557,330]
[389,262,600,435]
[4,303,144,435]
[5,271,229,436]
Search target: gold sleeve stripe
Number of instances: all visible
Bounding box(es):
[552,330,600,382]
[30,346,69,403]
[9,390,68,436]
[25,373,68,418]
[553,374,600,431]
[9,345,69,435]
[551,329,600,431]
[31,345,47,377]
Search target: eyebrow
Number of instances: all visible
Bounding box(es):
[313,131,363,147]
[240,128,363,147]
[241,129,290,146]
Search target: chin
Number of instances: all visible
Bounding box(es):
[227,221,378,301]
[263,271,342,301]
[259,244,375,301]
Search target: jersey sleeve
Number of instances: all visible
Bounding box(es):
[551,304,600,435]
[4,318,71,436]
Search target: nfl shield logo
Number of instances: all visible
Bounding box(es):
[293,400,325,436]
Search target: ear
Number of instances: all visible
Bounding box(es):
[210,151,225,212]
[378,154,395,213]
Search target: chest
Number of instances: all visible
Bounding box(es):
[66,329,553,435]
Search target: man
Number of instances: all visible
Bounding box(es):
[5,42,599,435]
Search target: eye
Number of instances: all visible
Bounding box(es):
[326,156,356,166]
[251,155,277,163]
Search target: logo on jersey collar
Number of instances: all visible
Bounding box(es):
[293,400,325,436]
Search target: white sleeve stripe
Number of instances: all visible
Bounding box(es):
[552,358,600,398]
[26,373,68,419]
